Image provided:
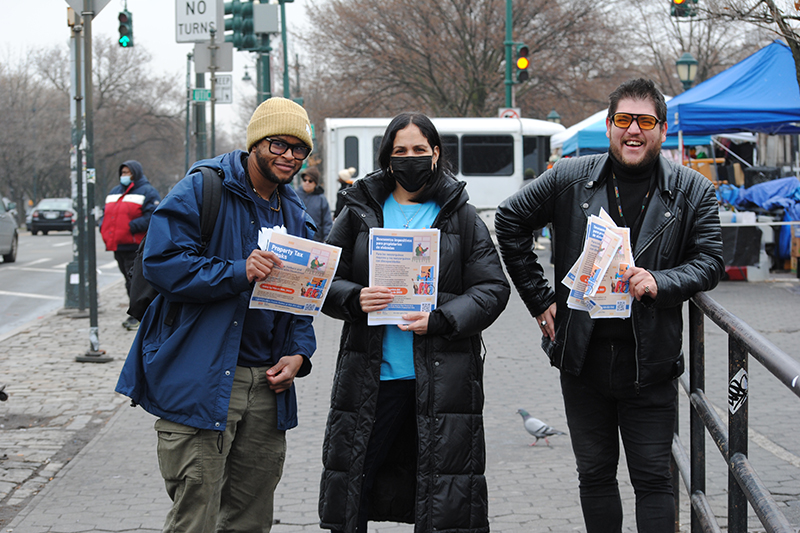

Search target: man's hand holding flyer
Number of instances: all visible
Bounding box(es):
[562,208,634,318]
[249,230,342,316]
[367,228,440,326]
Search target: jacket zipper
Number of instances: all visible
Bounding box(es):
[630,215,676,394]
[633,214,675,263]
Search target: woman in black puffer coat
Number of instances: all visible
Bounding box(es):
[319,112,510,533]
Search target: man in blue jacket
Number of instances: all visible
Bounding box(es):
[116,97,317,532]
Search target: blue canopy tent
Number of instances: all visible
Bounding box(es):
[666,40,800,262]
[667,40,800,136]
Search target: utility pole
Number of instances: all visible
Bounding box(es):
[279,0,290,98]
[186,52,192,173]
[76,0,111,363]
[209,29,218,158]
[257,35,272,103]
[504,0,513,108]
[66,9,87,313]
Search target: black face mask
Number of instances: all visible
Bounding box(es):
[390,155,434,192]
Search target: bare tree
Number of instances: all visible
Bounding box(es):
[36,38,187,200]
[703,0,800,87]
[611,0,773,97]
[301,0,618,122]
[0,50,71,224]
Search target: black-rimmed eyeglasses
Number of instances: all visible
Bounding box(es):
[262,137,311,160]
[610,113,661,131]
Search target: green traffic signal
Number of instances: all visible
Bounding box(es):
[118,10,133,47]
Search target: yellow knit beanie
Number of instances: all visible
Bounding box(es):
[246,97,313,153]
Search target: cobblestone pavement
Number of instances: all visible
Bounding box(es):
[2,253,800,532]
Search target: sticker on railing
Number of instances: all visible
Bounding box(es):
[728,368,748,414]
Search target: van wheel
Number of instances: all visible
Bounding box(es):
[2,232,17,263]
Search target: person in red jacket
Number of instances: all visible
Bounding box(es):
[100,160,161,330]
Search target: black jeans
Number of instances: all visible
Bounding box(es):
[352,379,416,533]
[560,339,677,533]
[114,249,137,298]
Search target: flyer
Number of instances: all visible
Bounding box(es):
[585,226,634,319]
[367,228,440,326]
[249,230,342,317]
[566,215,622,310]
[562,209,634,319]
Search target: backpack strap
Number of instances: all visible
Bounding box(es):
[198,166,224,248]
[164,166,224,326]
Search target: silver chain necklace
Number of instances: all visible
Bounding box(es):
[399,203,423,228]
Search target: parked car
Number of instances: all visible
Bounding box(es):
[0,198,18,263]
[2,197,18,221]
[29,198,74,235]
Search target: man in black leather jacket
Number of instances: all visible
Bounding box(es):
[495,79,724,533]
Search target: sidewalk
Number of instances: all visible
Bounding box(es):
[2,264,800,532]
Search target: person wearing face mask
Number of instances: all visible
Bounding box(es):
[318,112,510,533]
[294,166,333,242]
[100,160,161,330]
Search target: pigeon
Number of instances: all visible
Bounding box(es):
[517,408,566,446]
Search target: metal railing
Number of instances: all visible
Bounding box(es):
[671,292,800,533]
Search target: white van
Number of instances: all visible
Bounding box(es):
[322,117,565,211]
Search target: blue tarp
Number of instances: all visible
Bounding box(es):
[718,177,800,258]
[667,41,800,136]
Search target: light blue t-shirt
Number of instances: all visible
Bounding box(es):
[380,194,440,380]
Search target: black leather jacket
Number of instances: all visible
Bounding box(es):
[495,153,724,388]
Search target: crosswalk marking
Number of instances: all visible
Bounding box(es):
[0,290,61,300]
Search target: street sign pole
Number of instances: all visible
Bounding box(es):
[76,0,112,363]
[504,0,513,108]
[68,14,87,313]
[209,28,217,158]
[279,0,290,98]
[195,73,207,161]
[186,52,192,173]
[258,35,272,104]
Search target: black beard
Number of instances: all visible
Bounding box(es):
[609,141,661,174]
[254,149,293,185]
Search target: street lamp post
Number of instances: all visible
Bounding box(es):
[547,110,562,124]
[676,51,699,91]
[675,51,699,166]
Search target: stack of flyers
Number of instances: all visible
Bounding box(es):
[561,208,635,319]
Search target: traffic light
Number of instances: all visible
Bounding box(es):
[118,10,133,47]
[671,0,697,17]
[516,44,530,83]
[224,0,242,46]
[224,0,256,50]
[240,1,256,50]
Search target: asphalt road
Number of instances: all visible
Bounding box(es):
[0,229,122,337]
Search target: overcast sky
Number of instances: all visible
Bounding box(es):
[1,0,310,132]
